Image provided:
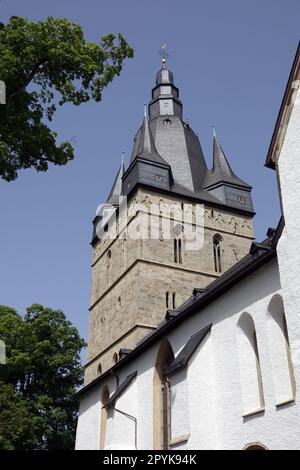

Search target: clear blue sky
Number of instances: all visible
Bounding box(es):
[0,0,299,360]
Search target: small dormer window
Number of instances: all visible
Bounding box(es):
[163,118,171,126]
[238,196,245,204]
[155,174,163,182]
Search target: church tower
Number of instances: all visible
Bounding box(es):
[84,59,255,385]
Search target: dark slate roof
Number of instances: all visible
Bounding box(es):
[119,348,132,360]
[131,65,207,192]
[130,121,210,196]
[147,116,208,191]
[78,219,283,397]
[107,162,125,206]
[203,131,251,190]
[156,67,174,85]
[165,324,212,375]
[105,371,137,408]
[131,116,170,167]
[171,181,226,205]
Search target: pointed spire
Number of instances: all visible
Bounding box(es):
[203,128,251,189]
[106,158,125,205]
[133,116,169,166]
[212,127,236,178]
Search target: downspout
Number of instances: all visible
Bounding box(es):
[112,406,138,450]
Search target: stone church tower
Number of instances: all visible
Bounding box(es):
[84,60,255,385]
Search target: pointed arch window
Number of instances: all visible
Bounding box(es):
[153,339,174,450]
[267,294,296,405]
[100,386,110,449]
[237,313,265,416]
[113,352,118,364]
[174,224,184,264]
[213,234,223,273]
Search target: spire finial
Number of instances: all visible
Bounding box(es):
[158,44,170,69]
[212,125,217,138]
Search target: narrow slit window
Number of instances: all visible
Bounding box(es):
[172,293,176,309]
[174,239,178,263]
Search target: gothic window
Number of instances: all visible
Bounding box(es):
[213,234,223,273]
[166,292,169,309]
[237,313,265,416]
[98,363,102,375]
[100,386,110,449]
[113,352,118,364]
[267,294,296,405]
[174,225,184,264]
[153,339,174,450]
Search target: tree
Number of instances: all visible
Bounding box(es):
[0,16,133,181]
[0,304,86,450]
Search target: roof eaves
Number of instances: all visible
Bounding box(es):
[266,42,300,169]
[105,371,137,408]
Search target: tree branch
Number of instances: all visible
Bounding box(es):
[8,60,47,98]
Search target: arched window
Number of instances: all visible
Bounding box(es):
[98,363,102,375]
[153,339,174,450]
[244,442,268,450]
[113,352,118,364]
[172,292,176,309]
[237,313,265,415]
[100,386,110,449]
[213,234,223,273]
[174,224,183,264]
[267,294,296,405]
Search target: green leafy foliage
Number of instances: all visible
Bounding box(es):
[0,16,133,181]
[0,304,86,449]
